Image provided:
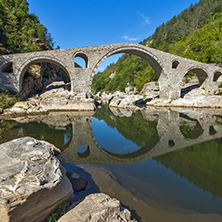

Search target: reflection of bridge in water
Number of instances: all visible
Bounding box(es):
[56,108,222,164]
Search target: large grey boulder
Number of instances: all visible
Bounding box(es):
[0,137,73,222]
[58,193,136,222]
[109,94,125,107]
[118,97,134,108]
[140,81,159,98]
[99,91,113,103]
[125,83,137,95]
[39,82,95,111]
[109,93,143,109]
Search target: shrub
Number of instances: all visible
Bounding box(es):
[0,91,22,109]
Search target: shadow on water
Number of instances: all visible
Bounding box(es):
[61,162,142,221]
[181,84,199,98]
[61,162,100,201]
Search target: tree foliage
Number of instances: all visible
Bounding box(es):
[92,54,157,94]
[146,0,222,51]
[94,104,158,147]
[169,17,222,64]
[0,0,54,54]
[154,138,222,198]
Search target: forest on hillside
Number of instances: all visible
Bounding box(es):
[92,0,222,94]
[0,0,54,54]
[0,0,64,108]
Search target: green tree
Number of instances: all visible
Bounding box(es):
[0,0,54,54]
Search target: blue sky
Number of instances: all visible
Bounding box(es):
[27,0,200,70]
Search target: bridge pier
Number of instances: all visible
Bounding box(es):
[71,68,92,94]
[158,70,171,99]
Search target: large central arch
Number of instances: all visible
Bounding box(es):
[91,45,164,78]
[18,56,71,92]
[90,45,168,98]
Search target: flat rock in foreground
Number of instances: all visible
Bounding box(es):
[0,137,73,222]
[58,193,136,222]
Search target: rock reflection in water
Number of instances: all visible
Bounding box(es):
[0,116,73,151]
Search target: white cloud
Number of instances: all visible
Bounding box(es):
[122,35,139,41]
[120,12,151,42]
[137,11,150,25]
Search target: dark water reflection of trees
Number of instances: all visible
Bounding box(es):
[154,138,222,199]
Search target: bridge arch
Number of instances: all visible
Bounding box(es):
[184,66,208,86]
[73,52,88,68]
[179,118,204,139]
[92,45,165,78]
[91,45,169,98]
[213,70,222,82]
[18,56,71,92]
[180,66,209,97]
[172,59,180,69]
[1,61,13,73]
[88,124,160,164]
[77,145,90,158]
[75,110,161,164]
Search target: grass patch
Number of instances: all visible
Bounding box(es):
[44,202,71,222]
[0,91,22,109]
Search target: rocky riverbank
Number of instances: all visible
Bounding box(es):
[1,77,222,118]
[95,79,222,109]
[1,81,95,117]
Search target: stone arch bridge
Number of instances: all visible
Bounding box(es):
[0,42,222,99]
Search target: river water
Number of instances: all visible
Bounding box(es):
[1,105,222,222]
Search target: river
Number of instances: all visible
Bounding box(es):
[1,105,222,222]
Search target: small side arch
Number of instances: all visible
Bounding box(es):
[180,66,209,98]
[172,59,180,69]
[1,61,13,73]
[18,56,71,92]
[179,113,204,139]
[73,52,88,68]
[77,145,90,158]
[213,71,222,82]
[184,66,208,86]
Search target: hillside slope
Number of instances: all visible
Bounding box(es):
[0,0,53,54]
[92,0,222,94]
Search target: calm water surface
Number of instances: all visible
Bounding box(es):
[1,106,222,221]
